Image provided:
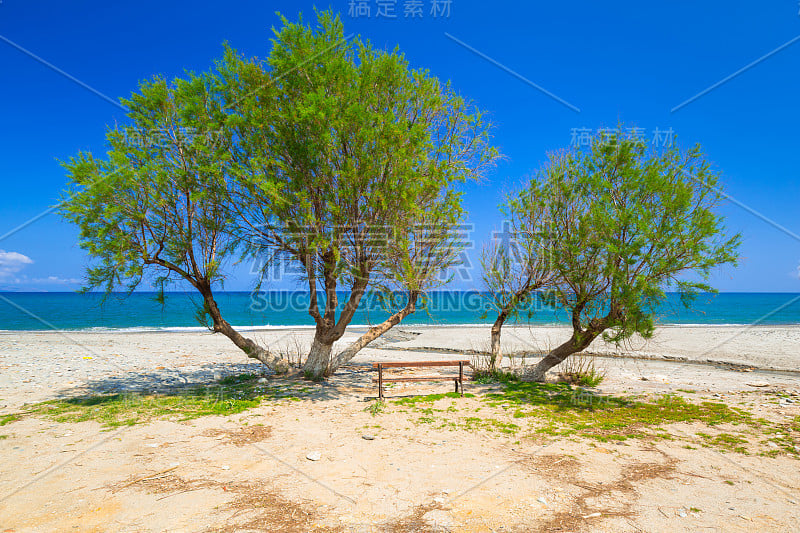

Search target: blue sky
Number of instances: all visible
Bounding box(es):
[0,0,798,292]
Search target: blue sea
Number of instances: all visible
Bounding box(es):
[0,292,799,332]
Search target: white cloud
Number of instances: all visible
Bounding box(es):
[30,276,82,285]
[0,250,33,278]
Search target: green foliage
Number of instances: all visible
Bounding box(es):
[59,71,236,298]
[482,126,740,379]
[572,369,605,387]
[473,369,520,384]
[526,129,741,343]
[364,400,386,416]
[558,355,606,387]
[221,10,498,339]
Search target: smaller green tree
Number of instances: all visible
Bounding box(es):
[518,130,740,381]
[481,192,554,370]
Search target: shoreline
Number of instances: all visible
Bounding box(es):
[3,322,800,335]
[2,325,799,379]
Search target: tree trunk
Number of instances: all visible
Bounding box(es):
[198,284,289,374]
[489,309,509,370]
[525,331,598,382]
[328,291,419,374]
[303,335,334,380]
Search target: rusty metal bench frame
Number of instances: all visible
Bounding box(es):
[372,360,471,399]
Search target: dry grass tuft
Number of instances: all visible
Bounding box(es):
[110,471,341,532]
[532,450,677,532]
[203,424,272,446]
[522,454,582,482]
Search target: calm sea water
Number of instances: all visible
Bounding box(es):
[0,292,798,332]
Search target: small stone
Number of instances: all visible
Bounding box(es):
[537,497,547,505]
[583,512,601,519]
[678,509,687,518]
[433,496,445,504]
[220,465,230,470]
[746,381,770,388]
[362,435,375,441]
[421,510,454,528]
[306,451,321,461]
[257,378,268,384]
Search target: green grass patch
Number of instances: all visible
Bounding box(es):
[0,414,20,426]
[697,432,748,453]
[461,417,519,434]
[391,392,474,406]
[27,374,308,427]
[382,381,789,450]
[482,382,764,446]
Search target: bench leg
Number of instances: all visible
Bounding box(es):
[454,378,459,393]
[378,364,384,400]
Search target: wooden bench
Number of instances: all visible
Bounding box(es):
[372,360,471,399]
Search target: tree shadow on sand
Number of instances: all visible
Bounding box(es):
[38,361,378,415]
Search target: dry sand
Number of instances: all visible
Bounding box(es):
[0,325,799,531]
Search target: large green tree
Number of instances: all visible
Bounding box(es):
[502,131,740,381]
[220,12,498,379]
[60,11,496,380]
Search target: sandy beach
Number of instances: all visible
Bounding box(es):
[1,325,799,531]
[1,324,799,407]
